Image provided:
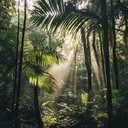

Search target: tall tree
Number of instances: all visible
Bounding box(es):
[25,29,63,127]
[11,0,20,127]
[34,84,44,128]
[14,0,27,127]
[81,27,92,92]
[100,0,113,127]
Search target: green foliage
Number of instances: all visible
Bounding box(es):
[0,2,17,128]
[112,88,128,128]
[24,46,61,66]
[0,2,10,33]
[19,87,37,128]
[29,75,57,93]
[1,0,128,128]
[0,1,17,85]
[81,92,88,106]
[31,0,101,35]
[41,89,98,128]
[22,40,63,93]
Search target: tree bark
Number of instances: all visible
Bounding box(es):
[14,0,27,127]
[10,1,20,127]
[34,86,44,128]
[100,0,113,127]
[110,0,119,89]
[81,27,92,92]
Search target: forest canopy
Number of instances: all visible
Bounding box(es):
[0,0,128,128]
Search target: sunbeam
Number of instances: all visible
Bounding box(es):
[48,50,74,89]
[91,49,105,90]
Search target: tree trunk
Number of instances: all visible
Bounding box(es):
[100,0,113,127]
[110,0,119,89]
[10,1,20,127]
[34,86,44,128]
[81,27,92,92]
[14,0,27,127]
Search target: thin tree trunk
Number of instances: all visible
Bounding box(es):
[14,0,27,127]
[10,1,20,127]
[100,0,113,127]
[34,86,44,128]
[87,32,92,92]
[110,0,119,89]
[81,27,92,92]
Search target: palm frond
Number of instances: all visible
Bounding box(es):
[31,0,102,35]
[24,44,63,66]
[23,42,64,92]
[23,61,58,93]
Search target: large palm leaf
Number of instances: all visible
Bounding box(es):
[31,0,101,35]
[23,41,63,66]
[23,41,63,93]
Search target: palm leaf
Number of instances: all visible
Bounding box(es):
[31,0,102,35]
[22,61,58,93]
[24,45,63,66]
[23,43,63,92]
